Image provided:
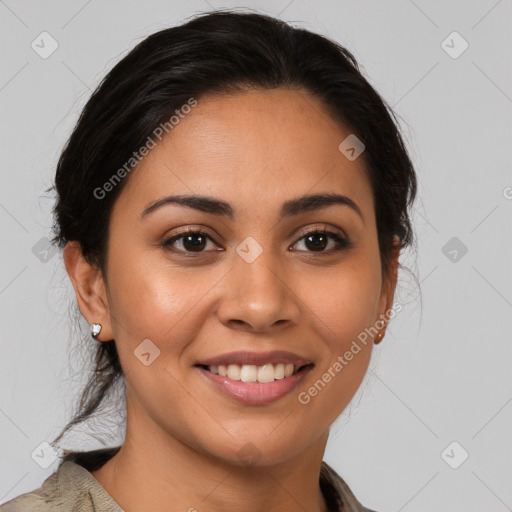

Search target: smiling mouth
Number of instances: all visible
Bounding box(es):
[195,363,314,384]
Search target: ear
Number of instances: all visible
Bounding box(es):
[63,241,114,342]
[375,235,401,344]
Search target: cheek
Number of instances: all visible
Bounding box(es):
[293,256,380,415]
[105,256,209,418]
[105,246,229,375]
[303,253,382,348]
[105,247,196,351]
[296,290,375,425]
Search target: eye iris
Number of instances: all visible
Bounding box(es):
[305,233,328,251]
[183,233,206,251]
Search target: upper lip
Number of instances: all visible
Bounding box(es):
[196,350,313,367]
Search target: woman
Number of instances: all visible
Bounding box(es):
[1,10,417,512]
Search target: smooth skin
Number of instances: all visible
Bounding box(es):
[64,87,400,512]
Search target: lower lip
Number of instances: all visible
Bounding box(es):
[196,365,313,404]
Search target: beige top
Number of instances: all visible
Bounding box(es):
[0,448,376,512]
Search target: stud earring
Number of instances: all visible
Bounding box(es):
[90,323,102,339]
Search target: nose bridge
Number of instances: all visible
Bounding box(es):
[217,239,300,332]
[236,246,284,297]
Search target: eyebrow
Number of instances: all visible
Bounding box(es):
[140,193,364,223]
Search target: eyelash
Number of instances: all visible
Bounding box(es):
[162,227,352,255]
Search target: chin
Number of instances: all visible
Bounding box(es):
[197,429,320,469]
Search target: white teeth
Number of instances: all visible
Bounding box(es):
[209,363,305,383]
[257,364,275,383]
[227,364,241,380]
[274,363,285,379]
[240,365,257,382]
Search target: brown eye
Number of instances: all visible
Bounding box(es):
[163,230,218,253]
[181,233,207,251]
[304,232,328,251]
[291,229,351,253]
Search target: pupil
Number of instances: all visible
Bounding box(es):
[184,234,206,251]
[306,233,327,251]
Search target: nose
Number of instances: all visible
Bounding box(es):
[216,250,301,334]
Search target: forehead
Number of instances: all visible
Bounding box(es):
[114,88,374,222]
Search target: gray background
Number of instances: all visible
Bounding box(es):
[1,1,511,511]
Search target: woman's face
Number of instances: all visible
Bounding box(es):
[101,88,397,465]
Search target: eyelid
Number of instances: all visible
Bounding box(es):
[164,225,219,242]
[293,223,347,241]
